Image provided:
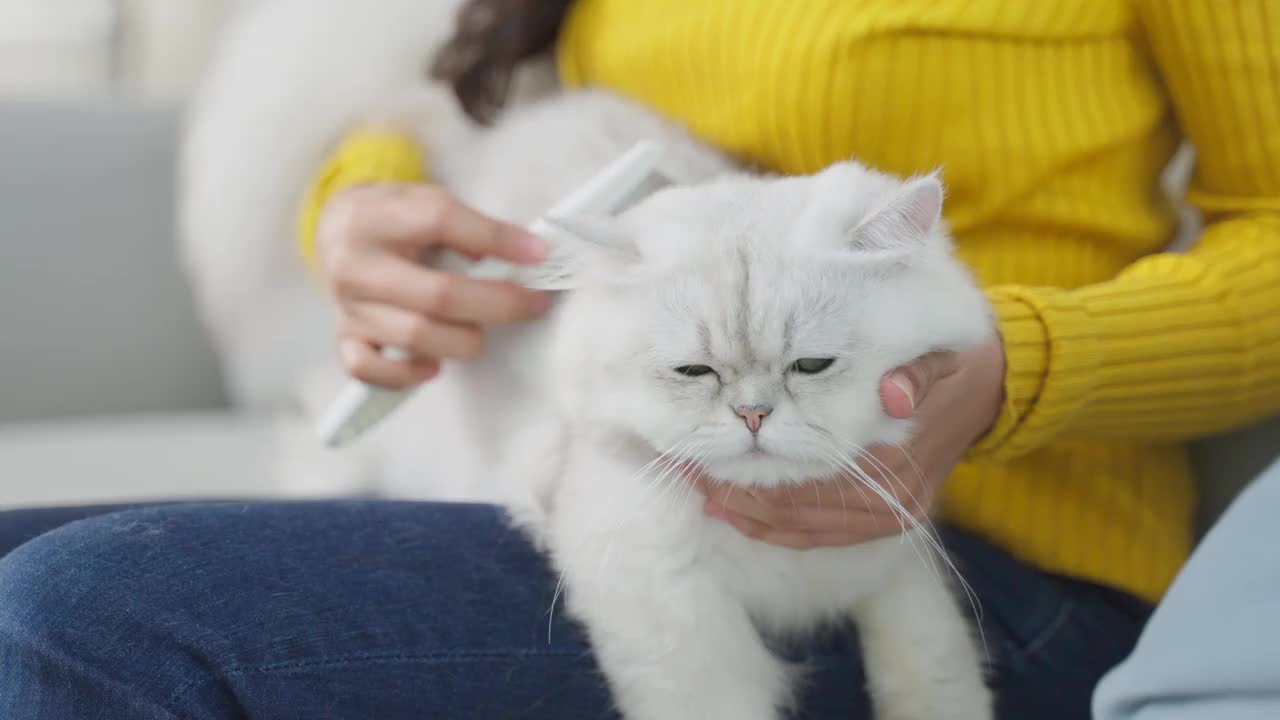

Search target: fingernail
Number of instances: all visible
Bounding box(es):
[889,373,915,410]
[519,232,548,262]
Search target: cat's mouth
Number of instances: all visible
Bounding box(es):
[738,437,792,464]
[747,439,771,458]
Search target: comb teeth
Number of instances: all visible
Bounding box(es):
[618,171,673,212]
[459,170,673,292]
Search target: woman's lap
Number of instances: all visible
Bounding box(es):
[0,500,1149,719]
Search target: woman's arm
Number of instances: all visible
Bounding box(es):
[297,130,428,267]
[179,0,467,405]
[970,1,1280,460]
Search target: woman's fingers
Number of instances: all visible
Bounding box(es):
[341,301,488,362]
[333,253,549,325]
[703,489,856,528]
[318,183,553,386]
[879,350,962,419]
[323,184,547,264]
[337,337,439,389]
[703,506,890,549]
[404,187,547,263]
[320,185,551,325]
[704,492,916,534]
[693,456,929,546]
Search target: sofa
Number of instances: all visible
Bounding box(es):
[0,100,1276,537]
[0,101,284,509]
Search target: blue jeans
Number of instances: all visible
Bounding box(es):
[0,501,1149,719]
[1094,456,1280,720]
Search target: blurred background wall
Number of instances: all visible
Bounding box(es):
[0,0,261,102]
[0,0,284,509]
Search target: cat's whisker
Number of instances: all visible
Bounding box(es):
[890,441,928,487]
[849,445,968,609]
[824,474,848,523]
[675,447,717,514]
[612,448,681,506]
[634,453,678,485]
[573,438,706,623]
[633,444,692,495]
[587,448,683,537]
[844,444,918,516]
[850,445,931,534]
[592,437,716,574]
[821,458,984,662]
[832,456,934,575]
[814,434,926,545]
[814,447,876,515]
[720,482,740,509]
[840,444,961,596]
[646,440,709,511]
[841,456,937,562]
[586,443,724,620]
[597,438,706,546]
[626,439,702,511]
[806,427,877,515]
[636,460,686,512]
[824,442,987,657]
[831,460,982,650]
[810,444,942,589]
[547,568,569,645]
[826,445,912,532]
[818,442,941,580]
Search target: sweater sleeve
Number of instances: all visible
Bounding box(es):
[969,0,1280,460]
[296,130,428,268]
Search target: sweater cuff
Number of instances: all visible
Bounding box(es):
[966,286,1102,461]
[297,130,428,268]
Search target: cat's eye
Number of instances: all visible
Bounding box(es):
[674,365,717,377]
[791,358,835,374]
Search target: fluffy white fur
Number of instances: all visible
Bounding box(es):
[184,3,996,718]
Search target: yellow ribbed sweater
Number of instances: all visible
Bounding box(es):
[299,1,1280,604]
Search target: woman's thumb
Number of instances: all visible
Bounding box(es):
[879,351,961,419]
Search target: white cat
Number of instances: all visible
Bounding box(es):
[463,150,998,720]
[183,3,996,718]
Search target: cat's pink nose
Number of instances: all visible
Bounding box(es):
[735,405,772,433]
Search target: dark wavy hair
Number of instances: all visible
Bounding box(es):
[430,0,574,124]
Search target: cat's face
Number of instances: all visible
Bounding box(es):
[542,162,992,488]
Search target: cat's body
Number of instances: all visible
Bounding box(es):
[184,3,995,718]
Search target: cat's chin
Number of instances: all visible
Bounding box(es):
[701,454,835,490]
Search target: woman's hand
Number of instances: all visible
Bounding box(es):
[695,336,1007,549]
[318,183,551,388]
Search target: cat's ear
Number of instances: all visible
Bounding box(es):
[848,173,944,255]
[506,214,640,290]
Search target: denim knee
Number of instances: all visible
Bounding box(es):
[0,511,236,720]
[0,515,122,667]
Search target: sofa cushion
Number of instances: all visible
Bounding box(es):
[0,102,227,423]
[0,412,283,509]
